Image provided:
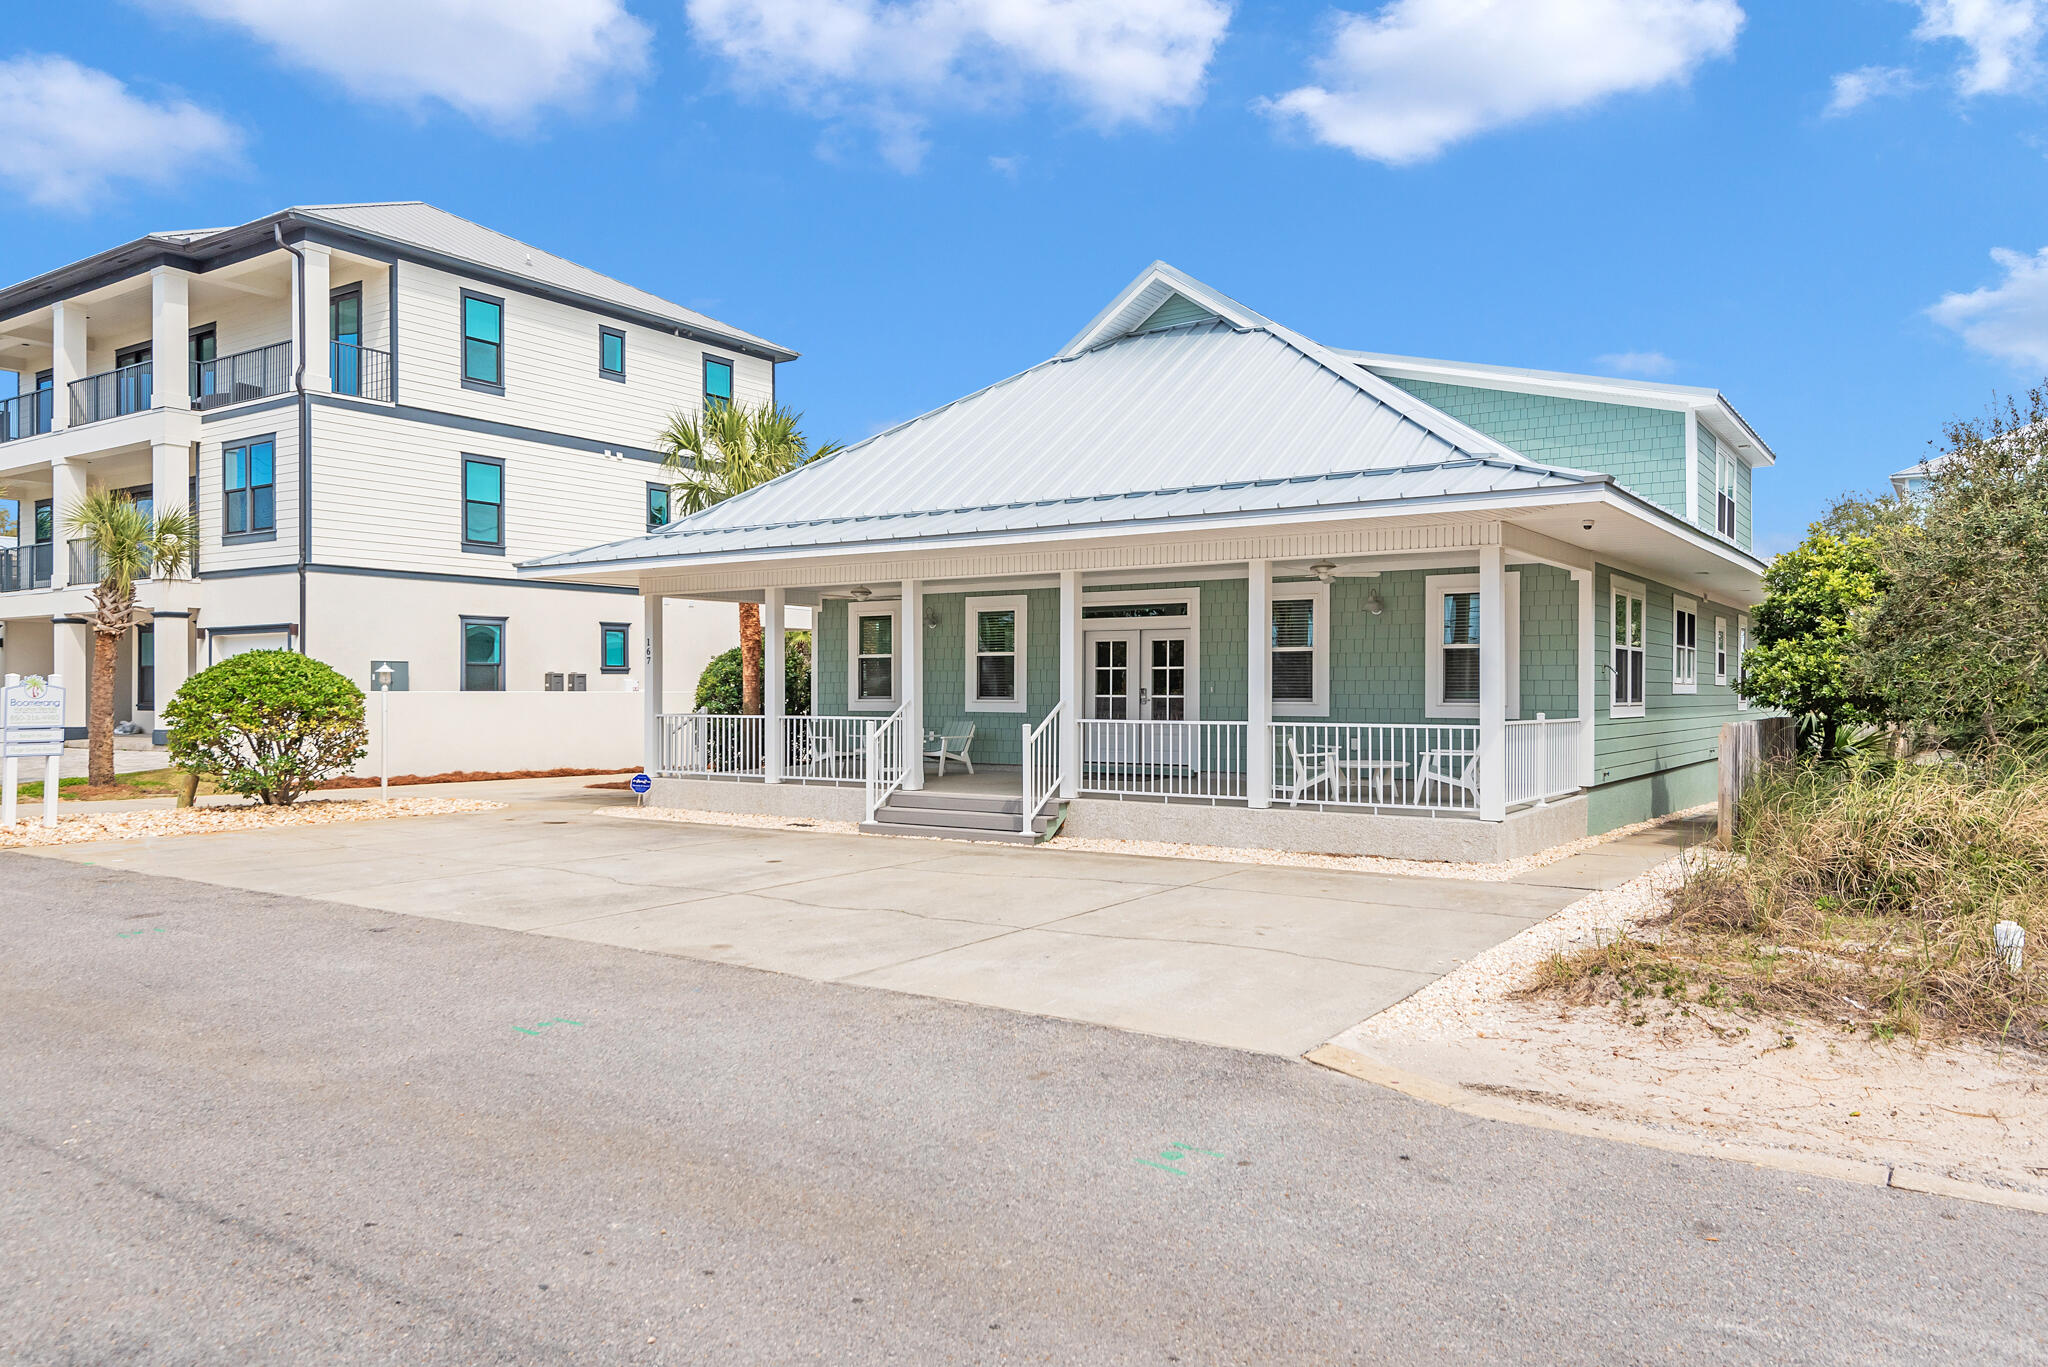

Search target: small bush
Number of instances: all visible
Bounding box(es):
[164,651,368,806]
[695,630,811,715]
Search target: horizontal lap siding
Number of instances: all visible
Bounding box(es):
[1737,458,1753,553]
[1593,562,1746,791]
[393,262,774,452]
[307,404,657,576]
[196,406,299,573]
[1386,378,1688,518]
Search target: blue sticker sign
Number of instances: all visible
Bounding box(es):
[629,773,653,795]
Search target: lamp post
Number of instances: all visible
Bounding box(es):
[374,663,393,802]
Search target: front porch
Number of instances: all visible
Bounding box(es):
[639,545,1597,860]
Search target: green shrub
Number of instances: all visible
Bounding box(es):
[695,630,811,715]
[164,651,368,806]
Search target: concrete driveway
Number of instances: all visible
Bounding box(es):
[29,784,1696,1055]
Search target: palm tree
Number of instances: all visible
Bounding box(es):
[657,401,839,715]
[64,490,195,785]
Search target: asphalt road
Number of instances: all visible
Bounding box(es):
[5,851,2043,1365]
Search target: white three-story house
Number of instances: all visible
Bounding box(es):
[0,202,795,769]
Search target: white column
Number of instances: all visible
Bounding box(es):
[293,242,332,395]
[901,579,924,791]
[1574,567,1597,789]
[149,613,192,743]
[1247,559,1272,809]
[49,458,86,590]
[150,267,191,410]
[151,441,191,530]
[642,592,664,776]
[1059,568,1081,800]
[1478,542,1507,822]
[50,301,86,433]
[763,588,785,784]
[54,622,89,740]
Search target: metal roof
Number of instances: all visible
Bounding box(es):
[526,318,1605,570]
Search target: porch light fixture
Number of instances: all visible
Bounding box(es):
[1365,591,1384,616]
[924,607,941,629]
[848,586,872,601]
[1309,561,1337,583]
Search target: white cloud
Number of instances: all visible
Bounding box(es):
[1929,246,2048,369]
[0,55,239,211]
[1259,0,1743,165]
[148,0,651,126]
[1912,0,2045,96]
[683,0,1233,170]
[1597,351,1677,378]
[1824,64,1919,115]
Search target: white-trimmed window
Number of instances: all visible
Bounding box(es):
[965,595,1028,713]
[1611,578,1646,718]
[847,602,899,711]
[1270,581,1330,717]
[1736,616,1750,710]
[1424,573,1520,719]
[1717,450,1739,539]
[1714,617,1728,685]
[1672,597,1698,694]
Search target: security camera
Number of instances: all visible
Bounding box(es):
[1581,519,1595,532]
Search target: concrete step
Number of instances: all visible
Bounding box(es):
[876,803,1060,835]
[886,789,1024,815]
[858,819,1043,845]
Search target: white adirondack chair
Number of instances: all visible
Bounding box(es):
[1278,733,1337,803]
[924,723,976,776]
[1418,749,1480,808]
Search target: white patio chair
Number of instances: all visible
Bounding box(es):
[1278,733,1337,803]
[1418,749,1480,808]
[802,731,846,778]
[924,723,976,776]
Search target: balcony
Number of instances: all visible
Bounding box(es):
[68,360,153,427]
[331,342,392,402]
[193,342,292,410]
[0,543,53,593]
[0,389,53,444]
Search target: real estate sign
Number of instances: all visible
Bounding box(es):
[2,673,64,828]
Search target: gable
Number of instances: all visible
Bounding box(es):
[1133,291,1217,333]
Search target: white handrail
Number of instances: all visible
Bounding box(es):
[1021,702,1065,836]
[864,703,910,823]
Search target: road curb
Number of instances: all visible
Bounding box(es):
[1304,1042,2048,1216]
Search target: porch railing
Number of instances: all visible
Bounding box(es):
[778,715,873,785]
[331,342,393,402]
[1021,703,1065,835]
[1272,722,1482,813]
[0,388,52,442]
[1504,714,1581,807]
[654,711,765,779]
[70,360,152,426]
[194,342,292,410]
[1079,718,1249,803]
[0,543,53,593]
[864,704,910,823]
[67,538,100,587]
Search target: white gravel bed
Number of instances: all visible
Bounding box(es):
[0,797,505,848]
[1048,804,1712,882]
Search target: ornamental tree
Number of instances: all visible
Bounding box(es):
[1739,528,1885,760]
[164,651,367,805]
[694,630,812,715]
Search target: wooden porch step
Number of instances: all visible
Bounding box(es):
[863,790,1063,843]
[885,790,1024,815]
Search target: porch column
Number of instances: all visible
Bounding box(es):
[1478,542,1507,821]
[642,591,664,776]
[293,243,332,395]
[1247,559,1272,809]
[50,301,85,433]
[763,588,785,783]
[150,267,191,410]
[48,458,86,590]
[149,612,192,744]
[151,441,192,532]
[54,619,89,740]
[1574,567,1596,788]
[1059,568,1080,800]
[901,579,924,791]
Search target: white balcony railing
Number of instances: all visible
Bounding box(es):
[1273,722,1482,812]
[1079,718,1249,803]
[1504,714,1581,807]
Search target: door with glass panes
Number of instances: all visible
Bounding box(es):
[1083,628,1194,768]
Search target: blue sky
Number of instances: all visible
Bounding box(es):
[8,1,2048,555]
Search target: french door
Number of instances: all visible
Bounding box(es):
[1084,628,1195,768]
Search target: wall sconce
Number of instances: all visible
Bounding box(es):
[1364,591,1384,616]
[924,607,941,629]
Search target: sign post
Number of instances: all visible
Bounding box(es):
[2,673,67,828]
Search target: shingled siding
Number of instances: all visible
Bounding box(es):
[919,588,1061,767]
[1590,562,1748,832]
[1385,378,1689,518]
[1517,564,1580,719]
[1697,425,1719,530]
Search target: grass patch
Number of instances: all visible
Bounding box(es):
[1527,747,2048,1048]
[14,769,220,803]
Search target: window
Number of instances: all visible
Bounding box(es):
[646,483,671,530]
[1736,617,1750,710]
[1611,579,1646,717]
[703,355,733,411]
[965,596,1027,712]
[462,618,505,692]
[461,290,503,391]
[189,327,217,401]
[137,625,155,712]
[848,604,898,710]
[600,622,630,674]
[1424,573,1520,718]
[1714,617,1728,685]
[223,437,276,538]
[461,456,504,551]
[1269,582,1330,716]
[599,327,626,381]
[1673,598,1698,693]
[1717,449,1738,539]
